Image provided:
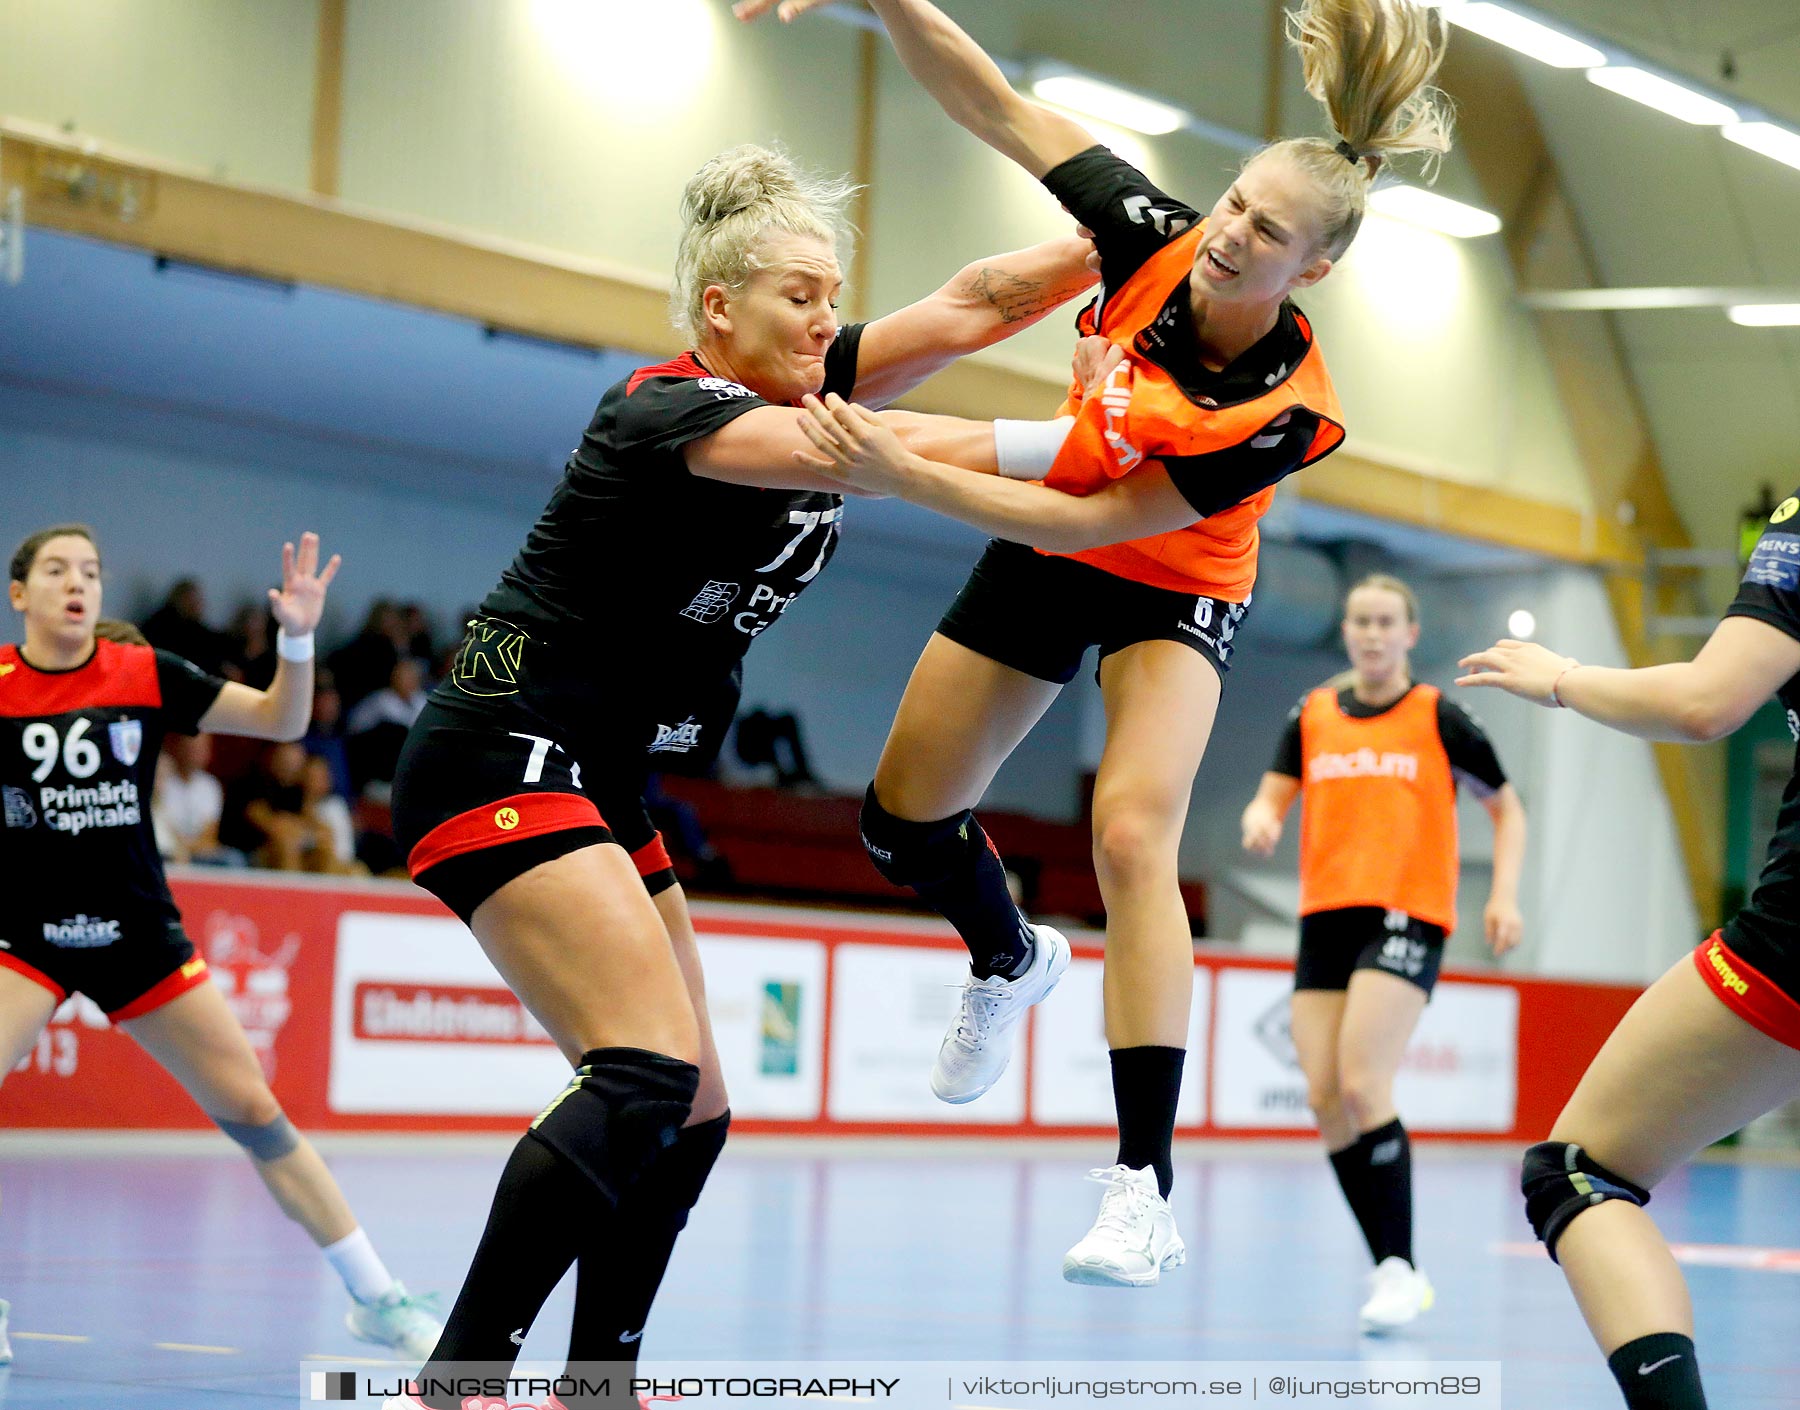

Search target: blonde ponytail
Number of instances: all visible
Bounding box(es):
[1251,0,1456,260]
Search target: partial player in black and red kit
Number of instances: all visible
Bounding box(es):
[384,143,1097,1408]
[0,525,441,1361]
[1457,491,1800,1410]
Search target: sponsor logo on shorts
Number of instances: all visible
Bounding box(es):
[648,717,703,755]
[42,914,122,948]
[1706,938,1750,997]
[494,806,521,831]
[1378,934,1429,978]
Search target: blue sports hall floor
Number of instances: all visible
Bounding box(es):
[0,1137,1795,1408]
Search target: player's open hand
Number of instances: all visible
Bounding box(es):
[793,394,917,495]
[1240,800,1283,857]
[1456,638,1576,707]
[266,532,340,637]
[1484,896,1524,957]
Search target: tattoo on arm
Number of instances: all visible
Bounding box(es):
[965,266,1059,324]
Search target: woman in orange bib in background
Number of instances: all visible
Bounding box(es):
[1241,573,1525,1333]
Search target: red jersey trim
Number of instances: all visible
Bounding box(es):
[1693,933,1800,1051]
[630,833,673,879]
[627,353,708,396]
[408,792,609,879]
[109,956,211,1023]
[0,640,162,719]
[0,951,69,1005]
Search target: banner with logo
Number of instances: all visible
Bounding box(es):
[0,873,1633,1140]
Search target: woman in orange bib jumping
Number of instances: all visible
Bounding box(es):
[1240,574,1526,1332]
[740,0,1455,1285]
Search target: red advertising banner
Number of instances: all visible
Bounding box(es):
[0,871,1642,1142]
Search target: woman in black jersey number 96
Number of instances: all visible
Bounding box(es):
[1,526,442,1363]
[384,146,1096,1406]
[1457,491,1800,1410]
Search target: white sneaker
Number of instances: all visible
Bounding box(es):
[347,1281,443,1360]
[1358,1256,1434,1334]
[0,1296,13,1365]
[1061,1164,1186,1287]
[930,924,1070,1104]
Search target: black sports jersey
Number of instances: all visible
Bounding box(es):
[477,326,864,731]
[1040,145,1325,516]
[1723,496,1800,952]
[1269,685,1508,797]
[0,640,225,933]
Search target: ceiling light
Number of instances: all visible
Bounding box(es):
[1029,74,1186,136]
[1443,4,1604,69]
[1367,185,1502,238]
[1728,305,1800,327]
[1724,121,1800,171]
[1586,67,1738,126]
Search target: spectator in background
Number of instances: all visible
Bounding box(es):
[347,657,428,800]
[141,577,230,678]
[152,734,244,867]
[303,753,363,875]
[229,742,354,875]
[327,599,407,712]
[303,668,355,802]
[399,602,437,669]
[225,604,277,689]
[733,706,819,788]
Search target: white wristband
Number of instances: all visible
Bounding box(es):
[276,629,315,663]
[994,415,1076,480]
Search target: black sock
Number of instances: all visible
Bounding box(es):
[1329,1118,1413,1265]
[1111,1046,1184,1198]
[416,1135,591,1407]
[861,787,1032,979]
[1607,1333,1707,1409]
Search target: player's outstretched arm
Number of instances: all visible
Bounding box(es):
[1456,617,1800,744]
[737,0,1095,179]
[198,532,339,741]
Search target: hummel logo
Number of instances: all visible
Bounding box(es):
[619,1328,644,1343]
[509,1328,525,1346]
[1638,1355,1681,1376]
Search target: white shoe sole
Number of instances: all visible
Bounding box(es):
[1358,1285,1434,1335]
[930,929,1070,1104]
[1061,1238,1187,1288]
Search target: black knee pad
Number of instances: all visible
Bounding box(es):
[641,1110,731,1234]
[1521,1140,1651,1262]
[859,784,981,889]
[527,1047,699,1204]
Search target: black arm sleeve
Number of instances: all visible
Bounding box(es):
[1159,411,1322,517]
[1040,146,1202,294]
[1269,697,1306,779]
[1437,696,1508,797]
[821,321,865,400]
[155,650,229,734]
[1726,513,1800,645]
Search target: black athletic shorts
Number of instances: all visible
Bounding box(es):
[936,539,1249,685]
[1703,922,1800,1050]
[1295,907,1447,996]
[0,909,209,1020]
[392,626,681,923]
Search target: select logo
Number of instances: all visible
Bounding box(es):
[309,1370,356,1401]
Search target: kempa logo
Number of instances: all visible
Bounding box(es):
[1706,940,1750,997]
[648,717,703,755]
[43,914,121,948]
[1308,748,1418,782]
